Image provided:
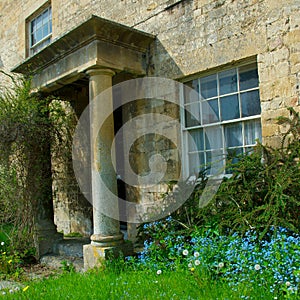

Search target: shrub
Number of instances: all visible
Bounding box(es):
[155,107,300,238]
[0,73,74,267]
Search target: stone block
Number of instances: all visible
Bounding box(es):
[83,242,134,271]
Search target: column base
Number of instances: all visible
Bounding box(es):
[83,241,134,271]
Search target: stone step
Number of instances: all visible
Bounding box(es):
[55,237,90,258]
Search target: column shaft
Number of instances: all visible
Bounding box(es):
[87,68,123,246]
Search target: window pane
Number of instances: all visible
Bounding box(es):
[205,126,223,150]
[220,94,239,121]
[224,122,243,148]
[206,150,224,175]
[202,99,219,124]
[31,33,37,46]
[189,152,205,174]
[185,103,200,127]
[239,63,259,90]
[36,15,42,29]
[184,80,199,104]
[31,19,36,32]
[219,69,237,95]
[241,90,261,117]
[36,28,43,42]
[188,129,204,151]
[42,9,49,19]
[200,74,217,99]
[43,23,49,37]
[244,119,262,145]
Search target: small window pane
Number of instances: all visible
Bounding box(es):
[31,33,36,46]
[200,74,217,99]
[189,152,205,175]
[224,122,243,148]
[36,28,43,42]
[244,119,262,145]
[202,99,219,124]
[36,15,42,29]
[184,80,199,104]
[205,126,223,150]
[185,103,200,127]
[31,19,36,32]
[188,129,204,151]
[43,23,49,37]
[241,90,261,117]
[42,9,49,19]
[206,150,224,175]
[220,94,239,121]
[239,63,259,90]
[219,69,237,95]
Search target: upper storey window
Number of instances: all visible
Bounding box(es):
[28,6,52,55]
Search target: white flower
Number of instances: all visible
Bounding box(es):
[188,263,193,268]
[218,262,224,268]
[194,260,200,266]
[286,281,291,287]
[9,289,13,294]
[2,292,6,295]
[0,241,4,246]
[156,269,162,275]
[254,264,261,271]
[182,249,189,256]
[194,251,200,258]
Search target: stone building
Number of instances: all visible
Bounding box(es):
[0,0,299,268]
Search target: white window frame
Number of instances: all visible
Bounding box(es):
[28,5,52,56]
[181,60,262,178]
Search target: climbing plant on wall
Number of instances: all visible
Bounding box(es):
[0,72,75,257]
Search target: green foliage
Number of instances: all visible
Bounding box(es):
[60,260,75,273]
[155,107,300,239]
[1,267,286,299]
[0,240,25,279]
[0,73,75,271]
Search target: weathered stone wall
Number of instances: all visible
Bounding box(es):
[50,86,92,236]
[1,0,299,142]
[1,0,299,233]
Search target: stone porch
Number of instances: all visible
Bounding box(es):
[12,15,155,270]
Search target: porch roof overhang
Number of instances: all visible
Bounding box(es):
[12,15,155,92]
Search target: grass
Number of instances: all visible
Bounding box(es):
[0,267,285,300]
[0,225,13,244]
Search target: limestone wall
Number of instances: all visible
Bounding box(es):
[1,0,299,143]
[1,0,299,232]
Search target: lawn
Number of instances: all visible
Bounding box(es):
[0,268,282,300]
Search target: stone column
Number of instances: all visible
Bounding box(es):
[83,68,132,270]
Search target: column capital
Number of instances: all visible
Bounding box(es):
[86,67,115,78]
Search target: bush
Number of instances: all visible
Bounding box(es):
[155,107,300,238]
[0,73,74,269]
